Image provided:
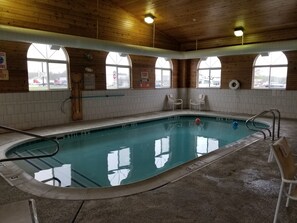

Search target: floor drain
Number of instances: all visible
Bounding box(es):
[10,175,19,180]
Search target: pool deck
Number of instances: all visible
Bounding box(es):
[0,110,297,222]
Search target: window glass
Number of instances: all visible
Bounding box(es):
[106,52,131,89]
[155,57,172,88]
[197,57,221,88]
[252,51,287,89]
[27,43,69,91]
[49,63,68,89]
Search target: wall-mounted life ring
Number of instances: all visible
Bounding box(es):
[229,79,240,90]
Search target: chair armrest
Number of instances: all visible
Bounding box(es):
[176,99,183,103]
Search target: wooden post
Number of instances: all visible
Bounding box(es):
[71,73,83,121]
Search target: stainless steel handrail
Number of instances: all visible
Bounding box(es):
[0,125,60,162]
[60,94,125,114]
[245,108,280,141]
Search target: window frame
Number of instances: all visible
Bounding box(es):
[252,51,288,90]
[27,43,70,91]
[155,57,172,89]
[197,57,221,88]
[105,52,132,90]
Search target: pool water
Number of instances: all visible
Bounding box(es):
[7,116,264,188]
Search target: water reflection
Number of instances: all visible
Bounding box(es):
[15,117,257,188]
[155,137,170,168]
[107,147,131,186]
[34,164,71,187]
[196,136,219,157]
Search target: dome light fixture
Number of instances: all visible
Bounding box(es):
[144,13,155,24]
[234,27,244,37]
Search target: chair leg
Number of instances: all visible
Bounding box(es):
[268,147,274,163]
[286,183,292,207]
[273,182,284,223]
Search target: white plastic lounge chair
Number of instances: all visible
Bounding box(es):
[271,137,297,223]
[189,94,206,110]
[167,94,183,110]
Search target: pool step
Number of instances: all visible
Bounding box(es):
[12,150,101,188]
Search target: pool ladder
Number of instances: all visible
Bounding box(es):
[245,108,280,141]
[0,125,60,162]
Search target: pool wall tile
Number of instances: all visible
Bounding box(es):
[1,88,297,130]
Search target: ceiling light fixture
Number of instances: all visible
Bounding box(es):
[144,13,155,24]
[234,27,244,37]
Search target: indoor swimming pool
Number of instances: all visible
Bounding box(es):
[6,115,267,189]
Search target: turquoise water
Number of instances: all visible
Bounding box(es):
[7,116,264,188]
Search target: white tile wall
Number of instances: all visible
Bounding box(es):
[82,89,178,120]
[1,88,297,130]
[189,88,297,119]
[0,91,71,130]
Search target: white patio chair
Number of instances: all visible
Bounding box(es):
[271,137,297,223]
[189,94,206,110]
[167,94,183,110]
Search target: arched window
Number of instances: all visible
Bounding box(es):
[27,43,69,91]
[155,57,172,88]
[197,56,221,88]
[106,52,131,89]
[252,51,288,89]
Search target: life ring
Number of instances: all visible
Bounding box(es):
[229,80,240,90]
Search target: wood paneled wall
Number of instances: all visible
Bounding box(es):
[1,0,297,92]
[286,51,297,90]
[1,39,297,93]
[220,55,255,89]
[66,48,108,90]
[0,41,29,92]
[186,52,297,90]
[0,0,178,50]
[0,40,180,92]
[181,28,297,51]
[130,55,156,89]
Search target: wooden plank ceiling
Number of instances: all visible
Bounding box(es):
[110,0,297,50]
